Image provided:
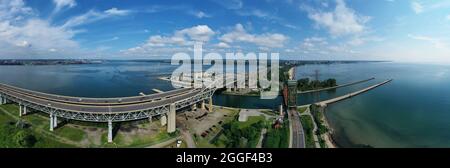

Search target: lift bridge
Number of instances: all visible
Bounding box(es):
[0,76,236,143]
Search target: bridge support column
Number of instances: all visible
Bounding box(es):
[49,113,54,131]
[23,106,27,115]
[149,116,152,124]
[201,100,205,110]
[208,96,213,112]
[53,115,58,128]
[160,115,167,126]
[167,104,176,133]
[0,96,3,105]
[108,120,113,143]
[19,104,23,117]
[191,104,197,111]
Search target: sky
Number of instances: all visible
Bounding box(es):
[0,0,450,63]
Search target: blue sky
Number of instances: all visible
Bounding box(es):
[1,0,450,63]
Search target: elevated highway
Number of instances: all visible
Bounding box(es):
[0,78,230,143]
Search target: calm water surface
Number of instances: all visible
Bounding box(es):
[0,61,449,147]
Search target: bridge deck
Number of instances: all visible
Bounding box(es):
[0,85,202,114]
[0,83,192,106]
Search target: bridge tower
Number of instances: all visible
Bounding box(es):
[286,80,298,109]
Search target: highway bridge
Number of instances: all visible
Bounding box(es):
[0,78,229,143]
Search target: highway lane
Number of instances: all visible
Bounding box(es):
[0,83,193,106]
[289,109,305,148]
[0,87,202,114]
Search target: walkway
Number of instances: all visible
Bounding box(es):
[181,130,197,148]
[298,78,375,94]
[317,79,392,107]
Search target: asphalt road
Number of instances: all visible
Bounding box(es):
[289,109,305,148]
[0,85,202,114]
[0,83,192,105]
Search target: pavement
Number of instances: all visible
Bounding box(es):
[288,108,305,148]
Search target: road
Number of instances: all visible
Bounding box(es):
[0,85,202,113]
[181,130,197,148]
[256,128,267,148]
[289,108,305,148]
[0,83,192,106]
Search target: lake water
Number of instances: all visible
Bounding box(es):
[0,61,449,147]
[294,62,450,148]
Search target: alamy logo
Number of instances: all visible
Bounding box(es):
[170,43,280,99]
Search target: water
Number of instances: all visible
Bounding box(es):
[1,61,449,147]
[294,62,450,147]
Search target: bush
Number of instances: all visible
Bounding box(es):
[14,130,37,148]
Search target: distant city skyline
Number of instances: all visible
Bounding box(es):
[0,0,449,63]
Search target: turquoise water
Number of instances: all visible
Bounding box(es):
[0,61,449,147]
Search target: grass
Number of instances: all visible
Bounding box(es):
[0,104,76,148]
[238,115,265,129]
[54,126,87,142]
[300,115,315,148]
[262,119,289,148]
[100,126,177,148]
[297,106,308,114]
[260,109,276,116]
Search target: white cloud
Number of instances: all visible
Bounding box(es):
[300,37,328,50]
[0,0,79,58]
[176,25,216,42]
[219,24,288,48]
[304,0,370,36]
[408,34,446,49]
[105,8,131,16]
[53,0,76,13]
[411,2,423,14]
[123,25,215,56]
[0,0,33,21]
[215,42,231,48]
[146,25,215,46]
[410,1,450,14]
[191,11,211,18]
[446,14,450,20]
[62,8,131,28]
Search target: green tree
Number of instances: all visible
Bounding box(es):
[14,130,36,148]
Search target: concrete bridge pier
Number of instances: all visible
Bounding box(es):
[167,103,176,133]
[160,115,167,126]
[191,104,197,111]
[208,96,213,112]
[53,115,58,128]
[108,120,113,143]
[49,113,54,131]
[201,100,205,110]
[19,104,28,116]
[0,96,4,105]
[149,116,152,124]
[19,104,23,117]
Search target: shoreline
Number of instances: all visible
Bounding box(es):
[321,111,338,148]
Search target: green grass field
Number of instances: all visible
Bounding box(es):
[300,115,315,148]
[0,104,177,148]
[0,104,76,148]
